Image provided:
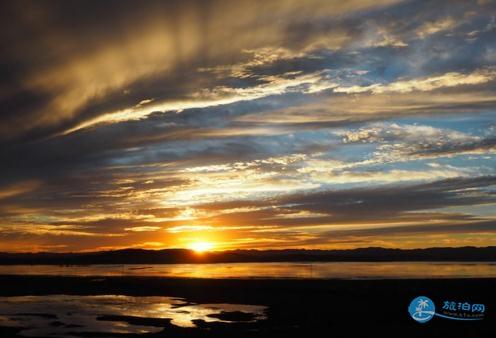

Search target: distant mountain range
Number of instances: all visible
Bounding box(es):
[0,246,495,264]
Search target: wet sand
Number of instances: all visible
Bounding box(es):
[0,275,494,337]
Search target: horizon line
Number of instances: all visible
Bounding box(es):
[1,245,495,255]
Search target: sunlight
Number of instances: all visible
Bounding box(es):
[189,241,214,253]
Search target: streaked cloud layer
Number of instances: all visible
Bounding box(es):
[1,0,496,252]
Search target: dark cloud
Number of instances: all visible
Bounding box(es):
[188,176,496,228]
[321,219,496,238]
[279,176,496,217]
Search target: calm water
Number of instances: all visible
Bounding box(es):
[0,262,495,279]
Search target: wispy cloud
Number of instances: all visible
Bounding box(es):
[333,68,496,94]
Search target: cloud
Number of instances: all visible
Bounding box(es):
[63,71,335,134]
[0,180,40,200]
[416,17,457,38]
[342,123,477,144]
[274,176,496,223]
[63,65,496,134]
[358,23,408,48]
[326,219,496,238]
[333,68,496,94]
[236,89,496,133]
[0,0,403,141]
[167,225,214,233]
[301,167,476,185]
[341,122,496,162]
[124,226,162,232]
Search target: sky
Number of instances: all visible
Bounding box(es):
[1,0,496,252]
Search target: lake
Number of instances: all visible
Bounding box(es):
[0,262,495,279]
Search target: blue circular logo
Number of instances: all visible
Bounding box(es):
[408,296,435,323]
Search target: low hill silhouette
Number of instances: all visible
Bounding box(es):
[0,246,495,264]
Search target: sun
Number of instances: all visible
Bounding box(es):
[189,241,214,253]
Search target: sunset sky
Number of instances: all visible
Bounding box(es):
[1,0,496,252]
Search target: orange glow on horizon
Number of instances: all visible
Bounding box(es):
[189,241,214,253]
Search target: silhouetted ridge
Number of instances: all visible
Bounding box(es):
[0,246,494,264]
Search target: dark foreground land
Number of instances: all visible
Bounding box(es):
[0,275,494,338]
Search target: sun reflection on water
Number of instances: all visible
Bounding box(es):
[0,295,267,337]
